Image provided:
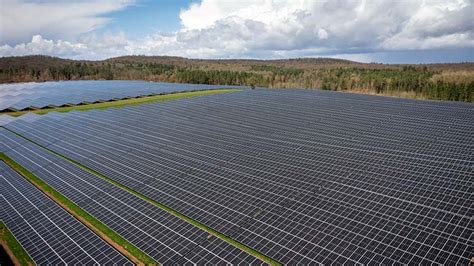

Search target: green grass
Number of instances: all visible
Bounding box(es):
[0,221,33,265]
[0,152,158,265]
[4,128,281,266]
[5,89,239,117]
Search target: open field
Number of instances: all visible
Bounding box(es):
[0,87,472,264]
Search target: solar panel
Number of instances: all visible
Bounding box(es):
[0,130,264,265]
[3,88,473,264]
[0,161,132,265]
[0,80,243,110]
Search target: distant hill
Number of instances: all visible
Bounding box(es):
[0,55,473,102]
[0,55,361,69]
[0,55,75,69]
[2,54,474,71]
[106,55,361,67]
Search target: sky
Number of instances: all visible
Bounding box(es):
[0,0,473,63]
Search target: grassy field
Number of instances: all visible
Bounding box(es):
[0,152,158,265]
[4,128,281,266]
[0,221,33,265]
[5,89,239,117]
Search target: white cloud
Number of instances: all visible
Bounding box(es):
[317,29,328,40]
[0,33,133,59]
[0,0,134,44]
[0,35,85,57]
[162,0,474,56]
[0,0,473,61]
[380,1,474,50]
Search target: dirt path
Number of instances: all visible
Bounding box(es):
[0,239,24,266]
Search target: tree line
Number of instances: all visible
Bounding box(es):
[0,61,472,102]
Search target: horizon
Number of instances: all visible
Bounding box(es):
[1,0,473,64]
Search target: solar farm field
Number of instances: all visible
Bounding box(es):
[0,80,243,112]
[0,86,473,265]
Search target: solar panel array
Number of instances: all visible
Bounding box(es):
[0,161,132,265]
[0,80,243,110]
[3,88,472,264]
[0,128,263,265]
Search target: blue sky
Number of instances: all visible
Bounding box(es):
[103,0,192,38]
[0,0,473,63]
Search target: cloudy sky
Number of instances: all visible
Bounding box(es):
[0,0,473,63]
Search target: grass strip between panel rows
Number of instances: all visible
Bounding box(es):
[4,128,281,265]
[4,89,240,117]
[0,152,157,265]
[0,221,34,266]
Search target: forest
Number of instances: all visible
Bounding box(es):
[0,55,473,102]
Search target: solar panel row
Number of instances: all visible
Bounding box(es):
[0,80,242,110]
[3,88,473,264]
[0,161,132,265]
[0,128,263,265]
